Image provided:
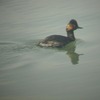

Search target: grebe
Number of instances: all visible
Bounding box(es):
[38,19,82,47]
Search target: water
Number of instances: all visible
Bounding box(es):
[0,0,100,100]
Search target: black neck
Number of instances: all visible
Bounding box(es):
[67,31,75,40]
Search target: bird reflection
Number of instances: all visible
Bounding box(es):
[65,41,83,64]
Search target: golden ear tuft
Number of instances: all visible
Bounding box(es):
[66,24,74,31]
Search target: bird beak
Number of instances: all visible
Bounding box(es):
[78,26,83,29]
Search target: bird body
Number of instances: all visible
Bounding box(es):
[38,19,82,47]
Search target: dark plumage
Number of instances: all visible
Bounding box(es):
[38,19,82,47]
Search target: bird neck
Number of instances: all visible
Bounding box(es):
[67,31,75,40]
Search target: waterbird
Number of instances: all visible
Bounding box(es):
[38,19,82,48]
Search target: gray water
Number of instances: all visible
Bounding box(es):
[0,0,100,100]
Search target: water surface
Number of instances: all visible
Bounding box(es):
[0,0,100,100]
